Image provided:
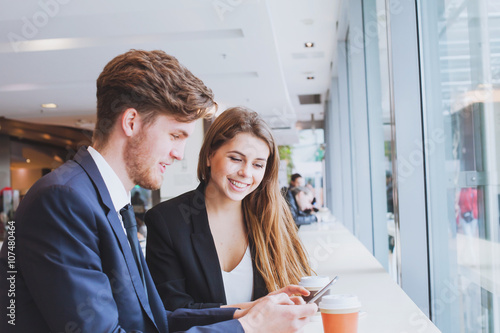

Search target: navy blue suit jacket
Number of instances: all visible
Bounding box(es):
[0,147,243,333]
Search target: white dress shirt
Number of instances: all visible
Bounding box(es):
[88,146,130,234]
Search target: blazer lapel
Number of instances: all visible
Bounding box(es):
[190,184,227,304]
[73,147,158,327]
[250,243,268,300]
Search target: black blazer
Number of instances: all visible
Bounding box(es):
[145,183,268,311]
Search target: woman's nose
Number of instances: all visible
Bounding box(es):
[237,163,251,177]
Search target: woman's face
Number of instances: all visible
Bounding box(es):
[207,132,270,202]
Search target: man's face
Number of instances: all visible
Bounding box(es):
[296,191,313,211]
[124,115,196,190]
[291,177,305,187]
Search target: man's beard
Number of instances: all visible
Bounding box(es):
[123,130,163,190]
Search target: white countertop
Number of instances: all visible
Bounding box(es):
[299,221,441,333]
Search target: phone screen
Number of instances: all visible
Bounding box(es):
[306,276,338,304]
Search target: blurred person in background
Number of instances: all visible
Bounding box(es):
[288,186,318,227]
[283,173,304,204]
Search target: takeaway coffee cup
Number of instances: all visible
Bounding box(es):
[319,294,361,333]
[299,276,331,305]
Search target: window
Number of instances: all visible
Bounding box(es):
[362,0,396,278]
[418,0,500,331]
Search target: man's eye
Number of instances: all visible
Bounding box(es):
[230,157,242,162]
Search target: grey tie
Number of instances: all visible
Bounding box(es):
[120,204,147,294]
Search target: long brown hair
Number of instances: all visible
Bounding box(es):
[198,107,312,291]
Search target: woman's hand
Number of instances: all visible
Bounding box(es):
[269,285,310,305]
[269,285,310,297]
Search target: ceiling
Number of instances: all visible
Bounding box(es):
[0,0,340,143]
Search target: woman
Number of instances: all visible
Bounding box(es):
[145,107,312,311]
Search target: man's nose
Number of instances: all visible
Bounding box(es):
[170,148,183,160]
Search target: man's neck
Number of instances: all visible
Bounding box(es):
[93,144,134,192]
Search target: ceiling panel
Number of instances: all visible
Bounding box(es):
[0,0,339,143]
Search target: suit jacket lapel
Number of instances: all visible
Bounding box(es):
[73,147,159,328]
[190,183,227,304]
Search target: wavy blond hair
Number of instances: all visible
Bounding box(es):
[198,107,311,291]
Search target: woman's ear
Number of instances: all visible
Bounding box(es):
[207,153,212,167]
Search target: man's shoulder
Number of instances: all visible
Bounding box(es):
[23,160,97,209]
[13,160,100,229]
[32,160,86,190]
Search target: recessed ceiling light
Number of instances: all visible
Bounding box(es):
[26,158,31,163]
[41,103,57,108]
[305,42,314,48]
[307,76,315,80]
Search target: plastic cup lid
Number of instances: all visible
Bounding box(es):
[319,294,361,310]
[299,276,331,288]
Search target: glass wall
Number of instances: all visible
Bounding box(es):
[292,129,325,207]
[333,0,398,277]
[418,0,500,331]
[361,0,395,278]
[330,0,500,326]
[346,0,377,254]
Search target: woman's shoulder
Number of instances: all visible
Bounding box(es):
[145,191,191,232]
[147,186,205,221]
[150,189,195,212]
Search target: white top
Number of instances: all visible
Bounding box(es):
[88,146,130,235]
[221,246,254,305]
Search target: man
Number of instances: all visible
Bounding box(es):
[288,186,318,227]
[290,173,304,188]
[283,173,304,204]
[0,50,316,332]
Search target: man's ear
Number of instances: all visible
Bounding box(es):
[121,108,140,137]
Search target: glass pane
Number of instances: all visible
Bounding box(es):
[346,29,358,236]
[292,128,326,207]
[418,0,500,331]
[362,0,396,279]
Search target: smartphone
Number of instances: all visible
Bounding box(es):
[307,276,339,304]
